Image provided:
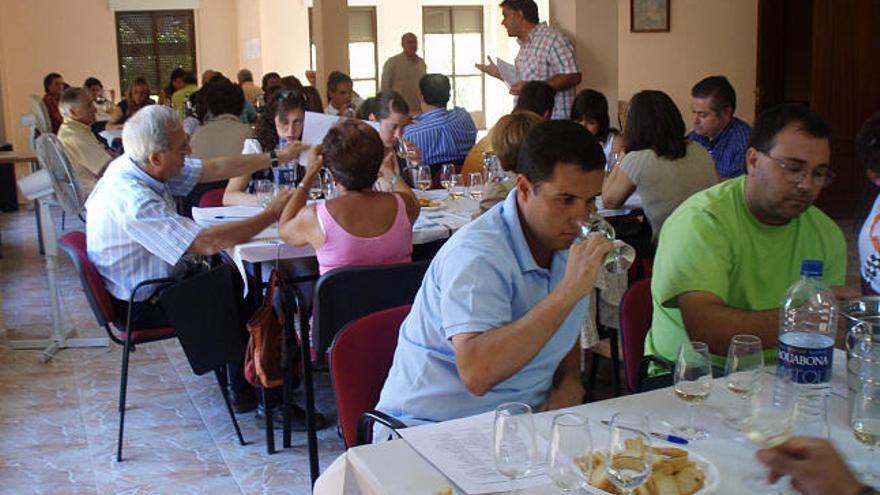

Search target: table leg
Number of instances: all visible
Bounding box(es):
[292,284,320,486]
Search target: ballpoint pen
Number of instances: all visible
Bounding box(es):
[600,419,689,445]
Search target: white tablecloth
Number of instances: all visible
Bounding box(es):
[315,350,866,495]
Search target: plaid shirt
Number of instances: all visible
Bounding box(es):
[515,23,579,120]
[687,117,752,178]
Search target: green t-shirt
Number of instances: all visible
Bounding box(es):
[645,176,847,370]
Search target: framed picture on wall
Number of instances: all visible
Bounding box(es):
[631,0,670,32]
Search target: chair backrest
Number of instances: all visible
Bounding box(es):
[198,187,226,208]
[58,231,115,327]
[330,304,410,448]
[30,95,52,135]
[312,260,429,367]
[618,277,652,392]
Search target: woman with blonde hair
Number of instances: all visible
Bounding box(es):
[106,78,153,129]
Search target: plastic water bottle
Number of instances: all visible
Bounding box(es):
[778,259,837,437]
[273,137,296,188]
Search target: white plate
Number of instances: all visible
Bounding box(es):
[586,449,719,495]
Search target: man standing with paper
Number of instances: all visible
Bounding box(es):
[476,0,581,119]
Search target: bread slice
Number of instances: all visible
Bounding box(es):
[674,465,705,495]
[650,473,681,495]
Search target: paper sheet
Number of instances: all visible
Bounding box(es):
[495,57,519,87]
[299,111,381,163]
[398,412,549,495]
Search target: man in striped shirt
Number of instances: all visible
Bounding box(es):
[86,105,295,329]
[688,75,752,179]
[476,0,581,120]
[403,74,477,171]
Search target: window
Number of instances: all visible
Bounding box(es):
[115,10,196,97]
[308,7,379,99]
[422,6,485,116]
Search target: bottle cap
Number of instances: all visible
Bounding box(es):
[800,259,823,277]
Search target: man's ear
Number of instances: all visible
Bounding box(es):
[146,151,163,170]
[867,168,880,188]
[516,174,533,201]
[745,147,759,175]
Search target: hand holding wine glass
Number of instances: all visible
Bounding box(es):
[605,412,652,495]
[673,341,713,440]
[575,212,630,273]
[742,371,797,491]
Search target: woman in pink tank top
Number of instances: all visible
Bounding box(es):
[277,119,420,275]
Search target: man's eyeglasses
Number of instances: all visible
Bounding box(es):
[759,151,836,188]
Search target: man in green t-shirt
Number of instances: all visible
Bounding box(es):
[645,103,849,370]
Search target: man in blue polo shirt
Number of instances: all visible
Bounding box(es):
[688,75,752,179]
[376,121,611,426]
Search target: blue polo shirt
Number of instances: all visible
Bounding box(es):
[375,189,588,425]
[688,116,752,179]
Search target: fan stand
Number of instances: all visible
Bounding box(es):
[0,198,109,362]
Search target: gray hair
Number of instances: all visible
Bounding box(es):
[237,68,254,83]
[59,87,88,118]
[122,105,183,164]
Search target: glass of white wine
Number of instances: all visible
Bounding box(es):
[673,341,713,440]
[449,174,466,200]
[494,402,537,493]
[851,381,880,484]
[742,371,797,492]
[254,179,275,208]
[439,164,455,194]
[605,412,652,495]
[547,413,592,492]
[724,335,764,431]
[410,165,432,192]
[468,173,484,201]
[309,170,324,200]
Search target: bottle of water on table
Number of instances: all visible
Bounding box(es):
[778,259,838,438]
[273,137,296,190]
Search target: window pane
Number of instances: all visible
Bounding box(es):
[349,42,376,79]
[353,79,376,100]
[453,33,482,75]
[424,33,453,74]
[454,76,483,112]
[310,43,316,72]
[423,8,451,34]
[348,9,374,43]
[452,7,481,33]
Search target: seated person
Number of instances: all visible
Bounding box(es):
[158,67,186,106]
[190,77,253,159]
[363,90,423,185]
[107,78,153,130]
[171,71,199,116]
[223,89,310,206]
[602,90,717,243]
[687,75,752,179]
[43,72,65,133]
[83,77,104,103]
[461,80,554,178]
[375,120,612,426]
[571,89,624,171]
[277,119,420,275]
[645,103,848,369]
[57,87,113,195]
[403,74,477,171]
[857,113,880,295]
[475,110,543,215]
[237,68,263,105]
[324,71,355,117]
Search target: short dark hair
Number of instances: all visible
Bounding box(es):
[750,103,832,154]
[280,75,303,91]
[373,90,409,121]
[182,71,198,85]
[624,90,687,160]
[514,81,555,117]
[322,119,385,191]
[499,0,539,23]
[301,86,324,113]
[204,77,244,117]
[419,74,451,107]
[262,72,281,93]
[691,75,737,115]
[570,89,613,142]
[43,72,62,93]
[237,68,254,83]
[857,113,880,173]
[356,97,378,120]
[83,77,102,90]
[327,71,353,93]
[518,120,605,187]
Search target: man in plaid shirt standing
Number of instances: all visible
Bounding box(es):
[476,0,581,120]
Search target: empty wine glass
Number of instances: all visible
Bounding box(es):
[725,335,764,431]
[605,412,652,495]
[742,370,797,492]
[494,402,537,493]
[851,381,880,484]
[321,169,337,199]
[410,165,432,192]
[468,173,484,200]
[449,174,466,200]
[439,164,455,193]
[575,212,629,273]
[254,179,275,208]
[673,341,713,440]
[548,413,592,492]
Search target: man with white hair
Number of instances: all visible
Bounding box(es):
[57,87,112,195]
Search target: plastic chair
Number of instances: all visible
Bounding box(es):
[618,277,673,393]
[198,187,226,207]
[330,305,411,447]
[58,231,245,461]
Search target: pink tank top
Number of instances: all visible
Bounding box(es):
[315,193,413,275]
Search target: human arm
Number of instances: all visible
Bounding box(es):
[377,149,421,224]
[678,291,778,356]
[188,188,292,255]
[199,140,307,183]
[540,342,585,411]
[277,147,324,247]
[601,165,636,209]
[451,235,612,396]
[222,174,258,206]
[105,106,125,129]
[757,438,871,495]
[474,56,502,80]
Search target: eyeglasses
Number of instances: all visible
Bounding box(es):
[759,151,836,188]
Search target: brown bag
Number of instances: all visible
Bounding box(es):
[244,269,286,388]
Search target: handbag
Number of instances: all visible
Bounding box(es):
[244,268,287,388]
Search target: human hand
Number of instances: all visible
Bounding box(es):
[265,187,293,220]
[756,438,866,495]
[508,80,526,96]
[474,56,501,79]
[539,379,585,412]
[559,233,613,302]
[277,140,310,164]
[401,138,422,165]
[304,70,317,86]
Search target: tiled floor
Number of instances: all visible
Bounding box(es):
[0,207,344,495]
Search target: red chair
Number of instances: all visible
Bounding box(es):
[198,187,226,207]
[58,231,245,461]
[329,305,410,448]
[618,277,672,393]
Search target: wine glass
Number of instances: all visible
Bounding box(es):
[605,412,652,495]
[673,341,713,440]
[851,381,880,484]
[494,402,537,493]
[410,165,432,192]
[396,138,418,169]
[439,164,455,193]
[254,179,275,208]
[724,335,764,431]
[575,212,629,273]
[468,173,484,200]
[321,169,337,199]
[548,413,592,492]
[449,174,466,200]
[742,370,797,492]
[309,170,325,200]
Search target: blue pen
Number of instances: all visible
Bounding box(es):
[213,215,250,219]
[599,419,689,445]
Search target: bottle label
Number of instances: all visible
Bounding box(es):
[272,166,296,186]
[777,341,834,384]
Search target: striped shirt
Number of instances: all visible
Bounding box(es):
[403,107,477,167]
[687,117,752,178]
[85,155,203,301]
[515,23,579,120]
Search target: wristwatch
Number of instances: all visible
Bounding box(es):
[269,149,279,167]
